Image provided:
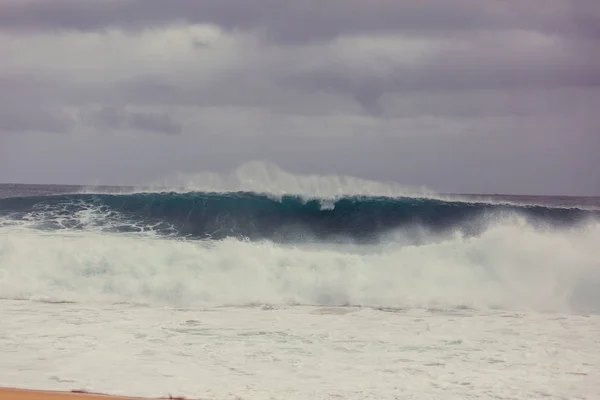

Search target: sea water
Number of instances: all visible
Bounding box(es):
[1,171,599,399]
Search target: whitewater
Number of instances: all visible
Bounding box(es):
[1,164,600,399]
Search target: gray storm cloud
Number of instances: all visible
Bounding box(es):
[83,106,182,135]
[0,0,598,195]
[2,0,598,42]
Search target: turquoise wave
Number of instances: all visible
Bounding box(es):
[0,192,597,242]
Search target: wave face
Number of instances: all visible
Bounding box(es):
[0,192,597,242]
[1,183,600,314]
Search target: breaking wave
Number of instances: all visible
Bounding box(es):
[0,192,596,242]
[0,164,599,314]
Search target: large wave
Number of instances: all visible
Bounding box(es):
[0,192,597,242]
[1,165,599,314]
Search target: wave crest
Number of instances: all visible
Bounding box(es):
[1,191,596,242]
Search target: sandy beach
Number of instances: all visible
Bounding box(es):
[0,389,167,400]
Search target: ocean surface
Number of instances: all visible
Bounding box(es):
[1,178,600,399]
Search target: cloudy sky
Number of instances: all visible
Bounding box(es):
[0,0,598,195]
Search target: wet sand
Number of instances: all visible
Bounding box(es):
[0,389,182,400]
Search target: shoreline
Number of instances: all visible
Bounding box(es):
[0,389,186,400]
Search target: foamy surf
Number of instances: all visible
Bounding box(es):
[1,218,599,314]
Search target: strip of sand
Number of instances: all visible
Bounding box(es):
[0,389,185,400]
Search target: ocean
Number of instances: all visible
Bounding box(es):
[1,181,599,399]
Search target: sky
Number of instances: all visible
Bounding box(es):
[0,0,598,196]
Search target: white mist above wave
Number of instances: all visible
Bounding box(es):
[82,161,437,200]
[1,218,599,314]
[74,161,599,210]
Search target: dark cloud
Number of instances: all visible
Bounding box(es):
[82,105,182,135]
[2,0,598,43]
[85,105,123,129]
[284,35,600,113]
[127,110,182,135]
[0,103,73,134]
